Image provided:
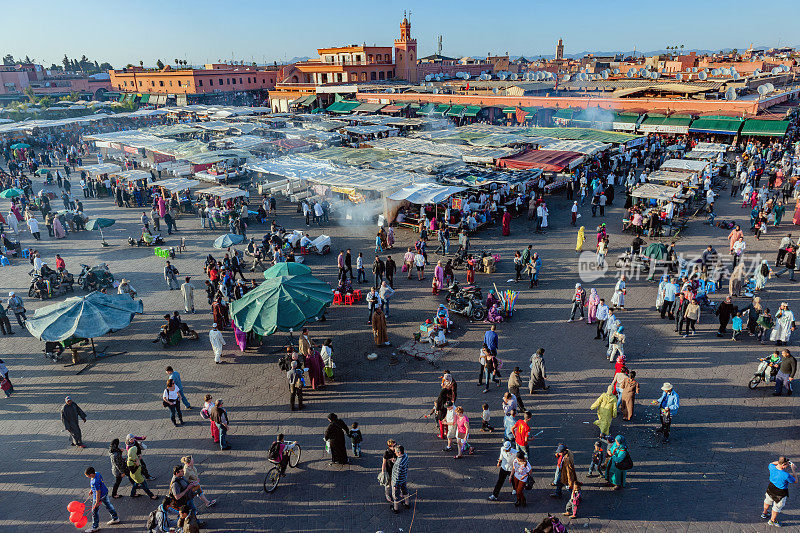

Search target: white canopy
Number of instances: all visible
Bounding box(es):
[692,142,729,153]
[113,169,152,182]
[156,178,201,193]
[388,183,467,204]
[660,159,710,173]
[80,163,122,176]
[198,186,246,201]
[646,170,692,183]
[630,183,687,203]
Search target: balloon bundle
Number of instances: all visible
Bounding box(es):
[493,282,518,317]
[67,501,88,529]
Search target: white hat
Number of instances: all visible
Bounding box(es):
[661,382,673,391]
[9,291,14,296]
[212,323,218,328]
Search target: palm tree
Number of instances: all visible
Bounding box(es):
[139,60,143,68]
[174,59,179,68]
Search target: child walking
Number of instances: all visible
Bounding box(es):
[349,422,363,457]
[481,403,494,432]
[587,440,604,477]
[731,311,743,341]
[563,481,582,518]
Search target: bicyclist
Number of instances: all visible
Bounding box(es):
[268,433,290,475]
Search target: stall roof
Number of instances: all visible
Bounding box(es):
[371,153,460,174]
[79,163,122,176]
[353,102,386,113]
[446,105,465,117]
[113,169,152,182]
[521,126,640,144]
[138,123,199,136]
[197,186,246,200]
[629,183,686,202]
[740,119,790,137]
[194,120,235,132]
[646,170,692,183]
[639,114,692,133]
[692,142,729,153]
[688,115,743,135]
[388,183,467,204]
[155,177,201,192]
[370,137,464,158]
[684,150,718,160]
[496,149,584,172]
[342,125,395,136]
[659,158,709,173]
[462,105,483,117]
[187,149,250,165]
[326,101,361,114]
[468,133,531,147]
[438,166,543,187]
[304,146,402,166]
[528,138,610,155]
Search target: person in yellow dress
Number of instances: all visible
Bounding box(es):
[590,385,617,440]
[576,226,586,253]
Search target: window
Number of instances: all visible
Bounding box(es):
[387,70,394,79]
[169,81,173,86]
[385,54,390,62]
[360,72,367,81]
[219,78,223,85]
[247,77,251,83]
[151,81,155,86]
[368,55,373,62]
[232,78,236,84]
[337,73,343,83]
[226,78,230,85]
[138,81,142,86]
[370,71,376,81]
[379,71,385,80]
[239,77,242,84]
[177,80,182,87]
[356,55,361,62]
[198,79,203,87]
[209,79,213,86]
[397,52,402,62]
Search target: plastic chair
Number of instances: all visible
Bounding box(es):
[706,280,717,294]
[154,246,162,256]
[20,249,30,258]
[0,255,9,266]
[353,289,362,302]
[333,292,342,305]
[344,293,354,305]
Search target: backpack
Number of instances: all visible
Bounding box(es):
[146,509,158,532]
[267,441,281,461]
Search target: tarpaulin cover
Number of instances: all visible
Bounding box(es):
[496,149,584,172]
[388,183,467,204]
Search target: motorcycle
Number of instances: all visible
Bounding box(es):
[77,263,115,292]
[447,295,487,321]
[445,280,482,303]
[748,358,780,389]
[28,268,74,299]
[451,247,468,269]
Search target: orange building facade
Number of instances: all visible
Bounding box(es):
[109,64,278,95]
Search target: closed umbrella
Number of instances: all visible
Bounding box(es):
[263,262,311,279]
[0,188,23,198]
[86,217,116,246]
[230,274,333,336]
[213,233,244,249]
[25,291,144,355]
[642,242,668,260]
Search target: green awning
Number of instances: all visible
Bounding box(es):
[502,106,516,114]
[553,108,575,120]
[689,115,743,135]
[139,94,150,103]
[573,109,613,125]
[462,105,482,117]
[639,114,692,133]
[293,94,317,106]
[434,104,451,115]
[740,119,790,137]
[416,103,435,115]
[612,113,640,123]
[326,100,360,113]
[352,102,386,113]
[446,105,465,117]
[408,103,421,109]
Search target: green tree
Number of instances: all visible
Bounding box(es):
[156,59,164,70]
[62,54,70,71]
[23,87,36,103]
[38,96,54,108]
[99,62,113,71]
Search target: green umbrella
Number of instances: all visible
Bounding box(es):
[264,262,311,279]
[35,168,51,176]
[214,233,244,249]
[230,274,333,336]
[86,217,116,246]
[25,291,143,353]
[642,242,669,260]
[10,142,30,150]
[0,188,23,198]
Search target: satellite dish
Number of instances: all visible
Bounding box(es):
[711,69,719,76]
[463,73,470,80]
[698,71,708,80]
[753,69,761,76]
[433,88,439,94]
[782,65,790,72]
[725,87,737,100]
[692,67,698,73]
[675,73,683,81]
[638,68,647,77]
[562,74,571,82]
[733,72,741,81]
[626,69,635,79]
[758,84,768,96]
[612,68,620,75]
[771,67,781,75]
[602,70,609,80]
[652,71,660,79]
[510,73,517,80]
[499,72,507,80]
[765,83,775,93]
[425,74,432,81]
[492,87,499,94]
[580,72,588,81]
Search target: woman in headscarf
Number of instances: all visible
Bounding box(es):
[501,209,511,236]
[611,275,627,310]
[618,371,639,421]
[604,435,631,490]
[754,259,772,291]
[587,288,600,324]
[305,345,325,390]
[575,226,585,253]
[590,385,618,441]
[434,261,444,292]
[157,195,166,218]
[324,413,349,465]
[212,296,229,330]
[53,215,66,239]
[744,296,764,336]
[386,226,395,249]
[372,307,389,346]
[6,210,18,234]
[728,260,746,297]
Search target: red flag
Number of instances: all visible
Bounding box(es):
[515,107,528,123]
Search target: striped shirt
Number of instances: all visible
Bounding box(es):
[391,453,409,486]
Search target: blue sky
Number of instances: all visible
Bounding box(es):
[3,0,798,67]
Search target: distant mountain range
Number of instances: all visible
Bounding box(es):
[509,47,760,61]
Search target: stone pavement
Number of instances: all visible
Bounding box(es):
[0,162,799,532]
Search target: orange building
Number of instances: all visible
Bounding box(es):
[289,45,396,85]
[108,64,278,96]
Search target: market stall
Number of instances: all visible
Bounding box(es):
[496,149,584,172]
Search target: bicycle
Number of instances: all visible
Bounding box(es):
[263,440,301,493]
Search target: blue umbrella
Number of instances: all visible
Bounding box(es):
[213,233,244,249]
